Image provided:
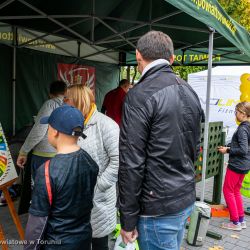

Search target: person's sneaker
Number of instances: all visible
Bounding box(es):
[241,221,247,229]
[221,222,242,231]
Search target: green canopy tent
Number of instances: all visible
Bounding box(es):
[0,0,250,202]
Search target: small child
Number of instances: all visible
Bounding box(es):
[218,102,250,231]
[24,105,99,249]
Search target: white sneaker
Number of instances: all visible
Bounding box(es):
[221,222,242,231]
[241,221,247,229]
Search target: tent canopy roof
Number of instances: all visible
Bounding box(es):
[0,0,249,65]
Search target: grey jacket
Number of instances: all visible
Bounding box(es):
[20,96,64,157]
[78,109,119,238]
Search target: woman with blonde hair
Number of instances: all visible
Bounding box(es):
[65,84,119,250]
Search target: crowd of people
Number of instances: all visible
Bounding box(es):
[15,30,250,250]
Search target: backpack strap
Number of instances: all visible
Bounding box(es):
[45,160,52,206]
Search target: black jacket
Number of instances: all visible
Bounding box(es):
[118,64,203,231]
[228,121,250,174]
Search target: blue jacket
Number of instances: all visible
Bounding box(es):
[228,121,250,174]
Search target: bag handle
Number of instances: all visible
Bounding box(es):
[45,160,52,206]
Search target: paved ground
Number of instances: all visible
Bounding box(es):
[1,162,250,250]
[182,178,250,250]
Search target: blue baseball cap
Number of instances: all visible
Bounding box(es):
[40,105,85,137]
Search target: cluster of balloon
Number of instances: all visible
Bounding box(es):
[237,73,250,125]
[240,73,250,102]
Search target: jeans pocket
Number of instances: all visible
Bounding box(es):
[154,219,177,249]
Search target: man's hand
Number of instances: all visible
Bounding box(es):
[17,155,27,168]
[120,228,138,244]
[217,146,229,154]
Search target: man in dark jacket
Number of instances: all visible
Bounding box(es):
[118,31,203,250]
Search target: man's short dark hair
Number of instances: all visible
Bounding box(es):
[49,81,67,96]
[119,79,129,87]
[136,31,174,61]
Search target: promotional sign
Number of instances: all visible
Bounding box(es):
[57,63,96,92]
[188,66,250,143]
[0,123,17,187]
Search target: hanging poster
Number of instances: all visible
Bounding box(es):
[57,63,96,93]
[0,123,17,187]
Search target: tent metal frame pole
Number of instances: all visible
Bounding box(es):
[0,14,92,20]
[79,42,128,60]
[19,19,90,47]
[149,0,152,31]
[18,0,91,45]
[152,23,209,33]
[91,0,95,42]
[97,36,141,45]
[12,26,17,136]
[0,0,15,10]
[23,29,76,57]
[96,17,136,48]
[77,41,81,58]
[178,35,221,51]
[200,27,215,202]
[95,11,182,44]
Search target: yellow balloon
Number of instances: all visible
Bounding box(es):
[240,73,250,84]
[240,93,249,102]
[240,82,250,93]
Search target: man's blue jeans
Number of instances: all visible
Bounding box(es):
[137,204,194,250]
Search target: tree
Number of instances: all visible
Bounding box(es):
[218,0,250,31]
[121,1,250,82]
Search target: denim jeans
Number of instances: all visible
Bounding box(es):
[137,204,194,250]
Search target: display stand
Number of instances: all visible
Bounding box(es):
[0,178,24,250]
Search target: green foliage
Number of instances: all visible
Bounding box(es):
[120,66,207,82]
[218,0,250,31]
[120,66,141,83]
[173,66,207,81]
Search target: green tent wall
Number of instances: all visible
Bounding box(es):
[0,44,119,135]
[0,44,12,135]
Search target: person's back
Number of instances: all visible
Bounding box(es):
[118,31,203,250]
[121,64,202,214]
[17,80,67,179]
[102,79,131,126]
[31,148,98,248]
[25,105,99,250]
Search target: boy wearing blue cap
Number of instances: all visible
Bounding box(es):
[24,105,99,250]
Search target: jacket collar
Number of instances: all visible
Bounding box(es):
[141,59,170,78]
[138,63,173,84]
[240,121,250,126]
[84,108,98,128]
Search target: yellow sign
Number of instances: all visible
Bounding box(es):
[191,0,237,34]
[0,31,55,50]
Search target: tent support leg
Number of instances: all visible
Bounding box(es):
[200,27,215,202]
[12,26,17,136]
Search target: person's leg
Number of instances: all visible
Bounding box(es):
[235,173,245,221]
[92,236,109,250]
[223,168,239,222]
[138,216,157,250]
[137,204,194,250]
